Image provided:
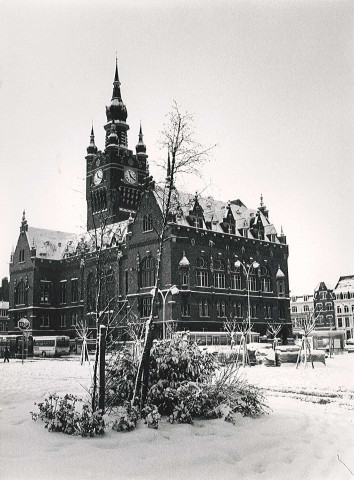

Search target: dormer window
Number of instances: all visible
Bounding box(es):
[191,217,203,228]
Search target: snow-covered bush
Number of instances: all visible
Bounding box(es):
[143,404,161,429]
[105,348,138,411]
[31,394,105,437]
[111,403,140,432]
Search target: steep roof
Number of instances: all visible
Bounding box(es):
[26,221,129,261]
[334,275,354,292]
[152,187,280,241]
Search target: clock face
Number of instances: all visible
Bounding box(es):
[124,168,137,184]
[93,169,103,186]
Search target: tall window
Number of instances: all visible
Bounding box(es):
[60,281,67,304]
[181,302,190,317]
[141,297,152,317]
[344,305,349,313]
[40,281,50,304]
[40,314,50,327]
[143,214,153,232]
[214,260,225,289]
[231,274,241,290]
[71,312,78,326]
[304,305,309,312]
[251,304,257,318]
[198,300,209,317]
[248,275,257,292]
[232,301,242,318]
[292,306,297,313]
[140,257,156,288]
[60,314,66,327]
[196,257,209,287]
[15,280,27,305]
[337,306,342,314]
[181,270,189,286]
[264,304,272,319]
[338,318,343,328]
[71,279,78,303]
[19,249,25,263]
[260,267,272,292]
[216,300,226,317]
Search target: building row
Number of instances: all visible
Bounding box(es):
[290,276,354,340]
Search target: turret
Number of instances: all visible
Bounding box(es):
[258,194,269,219]
[86,124,98,156]
[20,210,28,233]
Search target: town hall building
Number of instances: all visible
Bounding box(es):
[8,62,291,341]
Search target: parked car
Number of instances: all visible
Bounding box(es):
[345,338,354,353]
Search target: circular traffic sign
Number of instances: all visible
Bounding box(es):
[18,318,30,331]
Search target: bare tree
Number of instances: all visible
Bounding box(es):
[295,309,322,369]
[267,322,282,350]
[132,102,215,407]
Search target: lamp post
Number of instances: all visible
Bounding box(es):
[150,285,179,340]
[234,258,260,334]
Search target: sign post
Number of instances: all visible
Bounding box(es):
[18,318,30,364]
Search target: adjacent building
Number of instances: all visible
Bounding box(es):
[333,275,354,340]
[8,62,291,341]
[313,282,335,330]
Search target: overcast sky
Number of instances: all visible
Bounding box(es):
[1,0,353,294]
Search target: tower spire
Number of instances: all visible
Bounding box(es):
[20,210,28,233]
[86,123,98,155]
[105,58,129,148]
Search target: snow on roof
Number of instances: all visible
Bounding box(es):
[0,301,9,310]
[27,227,77,260]
[152,187,279,239]
[26,221,129,261]
[334,275,354,292]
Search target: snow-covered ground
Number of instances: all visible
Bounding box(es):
[1,354,354,480]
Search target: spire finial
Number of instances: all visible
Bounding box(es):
[260,194,264,207]
[20,210,28,233]
[280,225,284,236]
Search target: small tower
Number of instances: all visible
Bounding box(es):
[86,124,98,162]
[258,194,269,219]
[135,122,148,172]
[20,210,28,233]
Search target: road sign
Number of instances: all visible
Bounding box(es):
[18,318,30,331]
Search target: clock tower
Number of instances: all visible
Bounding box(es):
[86,61,149,230]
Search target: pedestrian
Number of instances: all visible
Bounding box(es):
[4,347,10,362]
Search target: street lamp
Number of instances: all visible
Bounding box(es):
[234,258,260,333]
[150,285,180,340]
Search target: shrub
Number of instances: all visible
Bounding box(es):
[142,404,161,429]
[31,394,105,437]
[111,403,140,432]
[105,348,138,411]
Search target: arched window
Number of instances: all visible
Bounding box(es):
[198,300,209,317]
[264,304,272,319]
[216,300,226,317]
[143,214,153,232]
[196,257,209,287]
[230,263,242,290]
[344,305,349,313]
[248,267,258,292]
[15,280,27,305]
[337,306,342,314]
[251,304,257,318]
[232,301,242,318]
[140,256,156,288]
[214,260,225,289]
[260,266,272,292]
